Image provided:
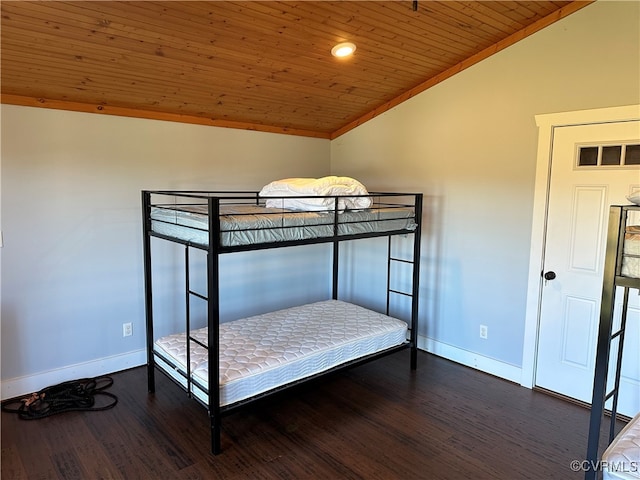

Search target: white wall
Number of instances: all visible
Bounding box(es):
[2,0,639,396]
[0,106,330,397]
[331,0,640,379]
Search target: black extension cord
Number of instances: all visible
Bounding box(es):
[1,376,117,420]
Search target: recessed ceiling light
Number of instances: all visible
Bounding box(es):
[331,42,356,58]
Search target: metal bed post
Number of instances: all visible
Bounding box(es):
[142,191,156,394]
[208,196,222,455]
[410,194,423,370]
[332,197,340,300]
[185,246,193,398]
[386,237,393,316]
[332,240,340,300]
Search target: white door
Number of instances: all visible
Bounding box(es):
[535,120,640,417]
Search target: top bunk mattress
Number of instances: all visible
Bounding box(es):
[149,203,417,248]
[153,299,408,407]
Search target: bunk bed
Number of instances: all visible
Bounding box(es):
[585,204,640,480]
[141,179,423,454]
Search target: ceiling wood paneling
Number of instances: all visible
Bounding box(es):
[1,1,591,138]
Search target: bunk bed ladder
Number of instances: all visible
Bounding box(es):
[584,205,631,480]
[386,240,412,324]
[386,194,422,370]
[585,286,632,480]
[605,287,630,442]
[184,246,211,400]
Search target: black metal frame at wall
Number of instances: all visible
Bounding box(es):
[584,205,640,480]
[141,190,423,455]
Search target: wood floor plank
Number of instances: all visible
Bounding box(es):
[0,445,28,480]
[72,443,124,480]
[2,415,59,479]
[1,351,621,479]
[50,448,91,480]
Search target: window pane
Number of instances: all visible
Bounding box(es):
[602,145,622,165]
[625,144,640,165]
[578,147,598,166]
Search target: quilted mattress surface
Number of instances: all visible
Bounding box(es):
[603,412,640,480]
[154,299,408,406]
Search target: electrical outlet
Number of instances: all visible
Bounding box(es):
[123,322,133,337]
[480,325,488,339]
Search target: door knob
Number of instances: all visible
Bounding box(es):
[543,271,556,281]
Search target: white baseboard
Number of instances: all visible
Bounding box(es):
[1,339,524,401]
[418,335,523,385]
[1,349,147,401]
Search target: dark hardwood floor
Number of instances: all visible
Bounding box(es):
[1,351,617,479]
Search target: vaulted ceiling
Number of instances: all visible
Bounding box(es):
[1,1,591,138]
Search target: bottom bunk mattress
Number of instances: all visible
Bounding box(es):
[602,412,640,480]
[153,299,408,407]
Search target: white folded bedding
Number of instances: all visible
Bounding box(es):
[259,176,373,211]
[153,299,408,406]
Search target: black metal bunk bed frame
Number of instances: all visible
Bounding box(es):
[585,204,639,480]
[141,190,423,454]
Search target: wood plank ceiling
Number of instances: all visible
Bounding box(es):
[1,1,590,139]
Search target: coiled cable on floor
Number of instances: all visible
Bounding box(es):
[1,376,117,419]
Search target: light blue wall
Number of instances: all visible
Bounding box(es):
[2,0,639,396]
[0,106,330,392]
[331,0,640,371]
